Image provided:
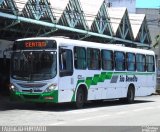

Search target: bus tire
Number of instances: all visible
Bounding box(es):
[126,85,135,104]
[75,88,85,109]
[119,85,135,104]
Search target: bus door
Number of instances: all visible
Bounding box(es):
[58,46,74,102]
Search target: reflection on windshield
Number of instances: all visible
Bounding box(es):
[11,51,57,81]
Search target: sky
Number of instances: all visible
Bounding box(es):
[136,0,160,8]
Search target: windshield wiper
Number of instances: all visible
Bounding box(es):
[13,75,30,81]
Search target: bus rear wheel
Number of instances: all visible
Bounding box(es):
[75,88,85,109]
[119,86,135,104]
[126,86,135,104]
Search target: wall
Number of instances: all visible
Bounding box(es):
[0,40,13,94]
[0,39,13,59]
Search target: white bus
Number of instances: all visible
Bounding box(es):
[10,37,156,108]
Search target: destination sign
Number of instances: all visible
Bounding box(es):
[25,41,47,48]
[13,40,57,50]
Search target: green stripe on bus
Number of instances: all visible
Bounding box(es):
[92,74,100,85]
[85,72,113,89]
[71,72,113,102]
[85,77,93,88]
[71,71,155,102]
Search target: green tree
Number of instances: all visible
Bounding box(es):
[153,34,160,48]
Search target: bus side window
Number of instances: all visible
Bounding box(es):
[101,50,113,70]
[136,54,146,72]
[74,46,86,69]
[126,53,136,71]
[87,48,100,70]
[146,55,155,72]
[115,51,125,71]
[59,48,73,77]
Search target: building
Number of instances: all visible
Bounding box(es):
[136,8,160,58]
[105,0,160,89]
[0,0,154,94]
[106,0,136,13]
[136,6,160,89]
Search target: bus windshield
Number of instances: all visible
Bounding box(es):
[11,51,57,81]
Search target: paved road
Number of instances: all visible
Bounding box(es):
[0,95,160,126]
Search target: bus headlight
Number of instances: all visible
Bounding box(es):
[9,84,19,92]
[44,84,57,93]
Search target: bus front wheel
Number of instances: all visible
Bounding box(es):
[75,88,85,109]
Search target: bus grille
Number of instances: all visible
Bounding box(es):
[23,95,40,99]
[22,90,42,93]
[17,83,47,88]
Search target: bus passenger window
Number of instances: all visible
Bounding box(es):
[87,48,100,70]
[115,51,125,71]
[74,46,86,69]
[146,55,155,72]
[136,54,146,72]
[101,50,113,70]
[127,53,135,71]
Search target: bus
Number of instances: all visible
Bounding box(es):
[10,37,156,108]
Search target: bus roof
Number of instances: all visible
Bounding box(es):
[16,37,155,55]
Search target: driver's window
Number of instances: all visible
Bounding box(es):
[59,48,73,76]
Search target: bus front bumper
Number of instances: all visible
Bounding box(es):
[10,90,58,103]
